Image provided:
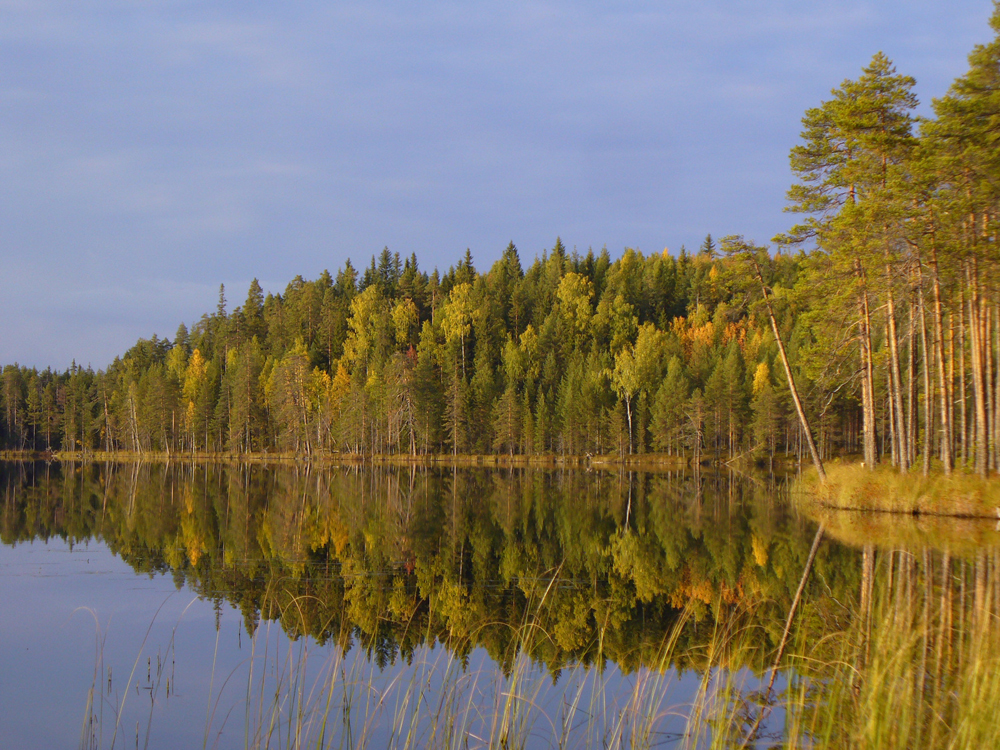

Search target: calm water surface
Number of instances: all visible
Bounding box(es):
[1,462,996,748]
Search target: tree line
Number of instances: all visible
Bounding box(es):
[0,241,821,463]
[5,7,1000,475]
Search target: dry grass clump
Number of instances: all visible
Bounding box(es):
[797,462,1000,518]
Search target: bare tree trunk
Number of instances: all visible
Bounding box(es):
[885,275,909,472]
[750,254,826,481]
[969,260,988,476]
[888,366,899,468]
[625,394,633,456]
[958,306,967,468]
[859,261,879,468]
[986,299,996,472]
[103,394,114,453]
[928,242,952,472]
[907,295,917,467]
[994,304,1000,471]
[919,283,933,476]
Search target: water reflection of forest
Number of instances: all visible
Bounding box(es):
[0,463,814,669]
[2,461,995,685]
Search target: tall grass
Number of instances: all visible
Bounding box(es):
[81,545,1000,749]
[781,547,1000,749]
[78,588,782,749]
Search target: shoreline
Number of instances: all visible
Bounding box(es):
[795,462,1000,520]
[0,448,804,472]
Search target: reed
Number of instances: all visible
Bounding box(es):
[78,588,782,749]
[779,547,1000,749]
[80,544,1000,749]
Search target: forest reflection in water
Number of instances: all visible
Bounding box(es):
[2,461,1000,748]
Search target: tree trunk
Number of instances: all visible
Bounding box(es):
[994,304,1000,471]
[858,260,878,468]
[625,394,633,456]
[986,299,995,472]
[919,283,933,476]
[885,273,909,472]
[907,295,916,467]
[968,260,988,476]
[887,369,899,467]
[751,255,826,481]
[958,307,967,468]
[928,243,953,473]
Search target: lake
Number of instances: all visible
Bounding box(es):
[1,461,997,748]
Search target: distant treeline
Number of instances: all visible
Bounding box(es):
[0,241,822,461]
[5,10,1000,474]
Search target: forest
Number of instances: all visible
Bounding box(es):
[5,9,1000,476]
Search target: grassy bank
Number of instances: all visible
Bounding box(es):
[796,461,1000,519]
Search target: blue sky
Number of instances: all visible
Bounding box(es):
[1,0,995,369]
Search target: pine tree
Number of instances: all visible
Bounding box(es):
[781,53,918,473]
[920,6,1000,476]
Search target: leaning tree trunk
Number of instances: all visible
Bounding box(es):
[750,256,826,482]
